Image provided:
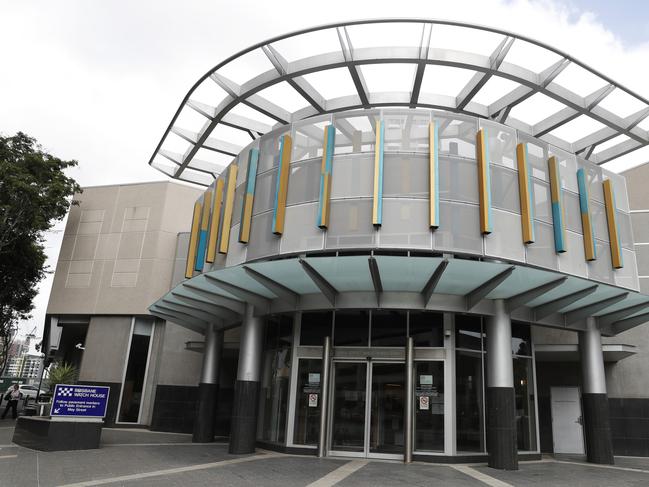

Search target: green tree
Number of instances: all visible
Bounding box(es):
[0,132,81,373]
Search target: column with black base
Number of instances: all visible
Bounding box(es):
[485,299,518,470]
[193,323,223,443]
[229,304,264,454]
[579,317,614,464]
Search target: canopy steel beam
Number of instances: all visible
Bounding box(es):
[204,274,271,312]
[368,257,383,306]
[563,292,628,324]
[149,307,206,334]
[465,266,515,311]
[180,283,246,314]
[505,276,568,312]
[160,298,236,323]
[533,285,598,320]
[610,311,649,335]
[421,259,449,306]
[242,265,299,306]
[598,300,649,329]
[171,290,244,317]
[299,258,338,306]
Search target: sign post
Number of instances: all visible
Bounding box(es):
[51,384,110,421]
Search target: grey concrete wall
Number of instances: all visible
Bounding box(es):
[47,181,202,316]
[79,316,132,383]
[156,322,204,386]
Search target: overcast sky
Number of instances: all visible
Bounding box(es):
[3,0,649,338]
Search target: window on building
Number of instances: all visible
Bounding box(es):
[370,310,407,347]
[293,359,322,446]
[299,311,333,346]
[512,322,537,452]
[333,310,369,347]
[409,311,444,347]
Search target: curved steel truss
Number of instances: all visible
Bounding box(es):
[150,19,649,186]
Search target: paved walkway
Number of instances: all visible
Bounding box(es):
[2,419,649,486]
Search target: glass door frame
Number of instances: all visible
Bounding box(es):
[327,358,405,461]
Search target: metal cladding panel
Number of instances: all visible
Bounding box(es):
[577,168,597,261]
[317,125,335,229]
[516,143,535,244]
[548,156,567,253]
[206,178,224,263]
[195,190,212,271]
[429,121,439,229]
[219,164,238,254]
[372,120,385,227]
[239,148,259,244]
[272,135,292,235]
[603,179,624,269]
[476,129,492,234]
[185,201,201,279]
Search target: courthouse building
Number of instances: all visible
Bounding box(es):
[43,20,649,469]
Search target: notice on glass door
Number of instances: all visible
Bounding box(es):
[308,393,318,407]
[419,395,430,410]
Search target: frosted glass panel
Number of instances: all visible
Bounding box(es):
[562,192,582,234]
[577,159,604,203]
[258,128,289,173]
[280,203,325,254]
[379,199,431,248]
[533,181,552,223]
[590,202,609,243]
[525,222,558,270]
[383,112,430,153]
[617,211,634,250]
[330,154,374,199]
[587,240,615,284]
[434,202,483,255]
[484,209,525,262]
[333,111,380,154]
[246,211,281,261]
[615,249,639,290]
[437,115,477,159]
[491,166,520,213]
[232,184,244,226]
[383,154,429,199]
[292,118,329,162]
[325,199,377,249]
[287,159,320,206]
[480,120,516,169]
[252,169,278,216]
[549,147,578,193]
[225,224,247,267]
[439,157,478,204]
[520,136,548,182]
[558,231,588,278]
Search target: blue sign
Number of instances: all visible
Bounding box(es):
[51,384,110,418]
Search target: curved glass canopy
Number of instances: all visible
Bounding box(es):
[149,19,649,186]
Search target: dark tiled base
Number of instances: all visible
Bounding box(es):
[229,380,260,454]
[256,440,318,456]
[193,383,218,443]
[12,416,102,451]
[583,393,614,464]
[150,385,198,434]
[486,387,518,470]
[413,452,542,463]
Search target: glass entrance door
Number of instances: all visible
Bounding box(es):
[329,361,405,458]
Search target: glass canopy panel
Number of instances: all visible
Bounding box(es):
[244,260,320,294]
[191,80,228,107]
[374,256,443,293]
[359,63,417,93]
[301,67,358,100]
[189,275,243,301]
[256,81,310,113]
[597,88,648,119]
[594,135,631,156]
[486,266,560,299]
[150,157,176,177]
[471,76,521,106]
[509,93,565,126]
[345,22,424,49]
[208,266,277,298]
[179,168,215,186]
[420,65,476,98]
[547,115,607,145]
[551,63,609,98]
[523,277,599,308]
[215,48,275,86]
[227,102,278,128]
[592,293,649,317]
[211,123,258,149]
[434,260,512,296]
[430,24,506,57]
[558,285,631,313]
[269,28,341,63]
[302,256,373,293]
[502,39,563,74]
[176,106,211,133]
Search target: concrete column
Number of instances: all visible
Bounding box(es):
[485,299,518,470]
[579,317,614,464]
[193,323,223,443]
[229,304,264,454]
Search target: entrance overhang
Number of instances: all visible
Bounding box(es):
[149,254,649,337]
[535,343,637,362]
